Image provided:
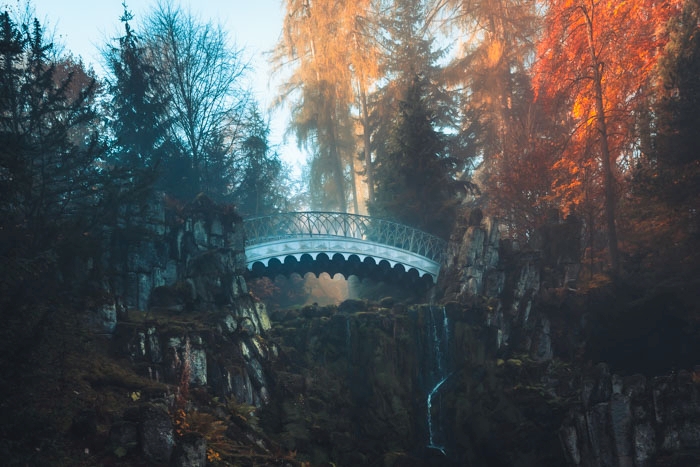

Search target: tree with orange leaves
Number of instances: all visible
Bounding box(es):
[533,0,681,275]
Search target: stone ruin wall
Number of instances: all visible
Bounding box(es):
[102,194,248,313]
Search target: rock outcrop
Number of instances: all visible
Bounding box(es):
[438,212,556,361]
[100,194,247,314]
[561,364,700,467]
[60,202,699,467]
[92,196,281,465]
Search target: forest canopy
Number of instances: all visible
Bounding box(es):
[1,0,698,284]
[274,0,698,276]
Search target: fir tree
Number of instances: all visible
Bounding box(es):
[369,75,457,238]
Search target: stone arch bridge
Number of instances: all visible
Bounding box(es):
[244,212,447,285]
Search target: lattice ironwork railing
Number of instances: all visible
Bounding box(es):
[244,211,447,263]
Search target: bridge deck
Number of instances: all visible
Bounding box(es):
[244,212,447,283]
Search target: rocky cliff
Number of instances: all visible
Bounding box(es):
[5,201,698,467]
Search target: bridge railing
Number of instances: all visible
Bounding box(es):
[244,211,447,263]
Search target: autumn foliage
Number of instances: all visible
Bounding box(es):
[271,0,696,275]
[534,0,680,210]
[531,0,682,272]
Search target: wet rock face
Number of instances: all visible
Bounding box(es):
[104,197,279,410]
[262,306,439,465]
[261,303,580,466]
[560,364,700,467]
[440,216,502,299]
[265,306,447,463]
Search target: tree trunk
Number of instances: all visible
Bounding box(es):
[327,103,347,213]
[583,5,620,276]
[359,81,374,204]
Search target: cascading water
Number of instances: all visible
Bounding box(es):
[426,305,451,454]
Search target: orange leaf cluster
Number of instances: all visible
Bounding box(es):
[533,0,682,212]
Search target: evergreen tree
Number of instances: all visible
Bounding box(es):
[103,3,172,206]
[367,0,460,238]
[654,0,700,207]
[369,75,457,238]
[0,10,113,379]
[0,11,105,255]
[370,0,455,166]
[232,107,288,217]
[626,0,700,271]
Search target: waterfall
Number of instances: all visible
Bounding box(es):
[426,305,451,454]
[427,375,450,452]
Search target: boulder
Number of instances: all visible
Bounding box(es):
[171,432,207,467]
[139,403,174,464]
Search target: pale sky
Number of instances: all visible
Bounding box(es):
[17,0,302,174]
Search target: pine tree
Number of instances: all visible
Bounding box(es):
[0,11,105,255]
[103,3,172,206]
[626,0,700,271]
[654,0,700,205]
[369,75,457,238]
[232,107,288,217]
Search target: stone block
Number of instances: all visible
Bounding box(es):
[210,218,224,236]
[623,374,647,399]
[560,423,581,465]
[225,226,244,250]
[461,226,485,267]
[147,327,161,363]
[679,421,700,449]
[139,404,174,464]
[255,302,271,332]
[92,303,117,334]
[189,346,207,386]
[586,402,615,467]
[590,363,613,405]
[128,241,158,273]
[137,273,151,311]
[612,374,624,395]
[193,220,208,247]
[125,272,139,309]
[171,432,207,467]
[247,357,267,391]
[610,393,633,463]
[661,427,680,451]
[152,267,165,289]
[634,422,656,467]
[209,234,224,248]
[163,260,178,285]
[231,369,254,406]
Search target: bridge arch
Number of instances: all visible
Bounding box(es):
[244,212,446,285]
